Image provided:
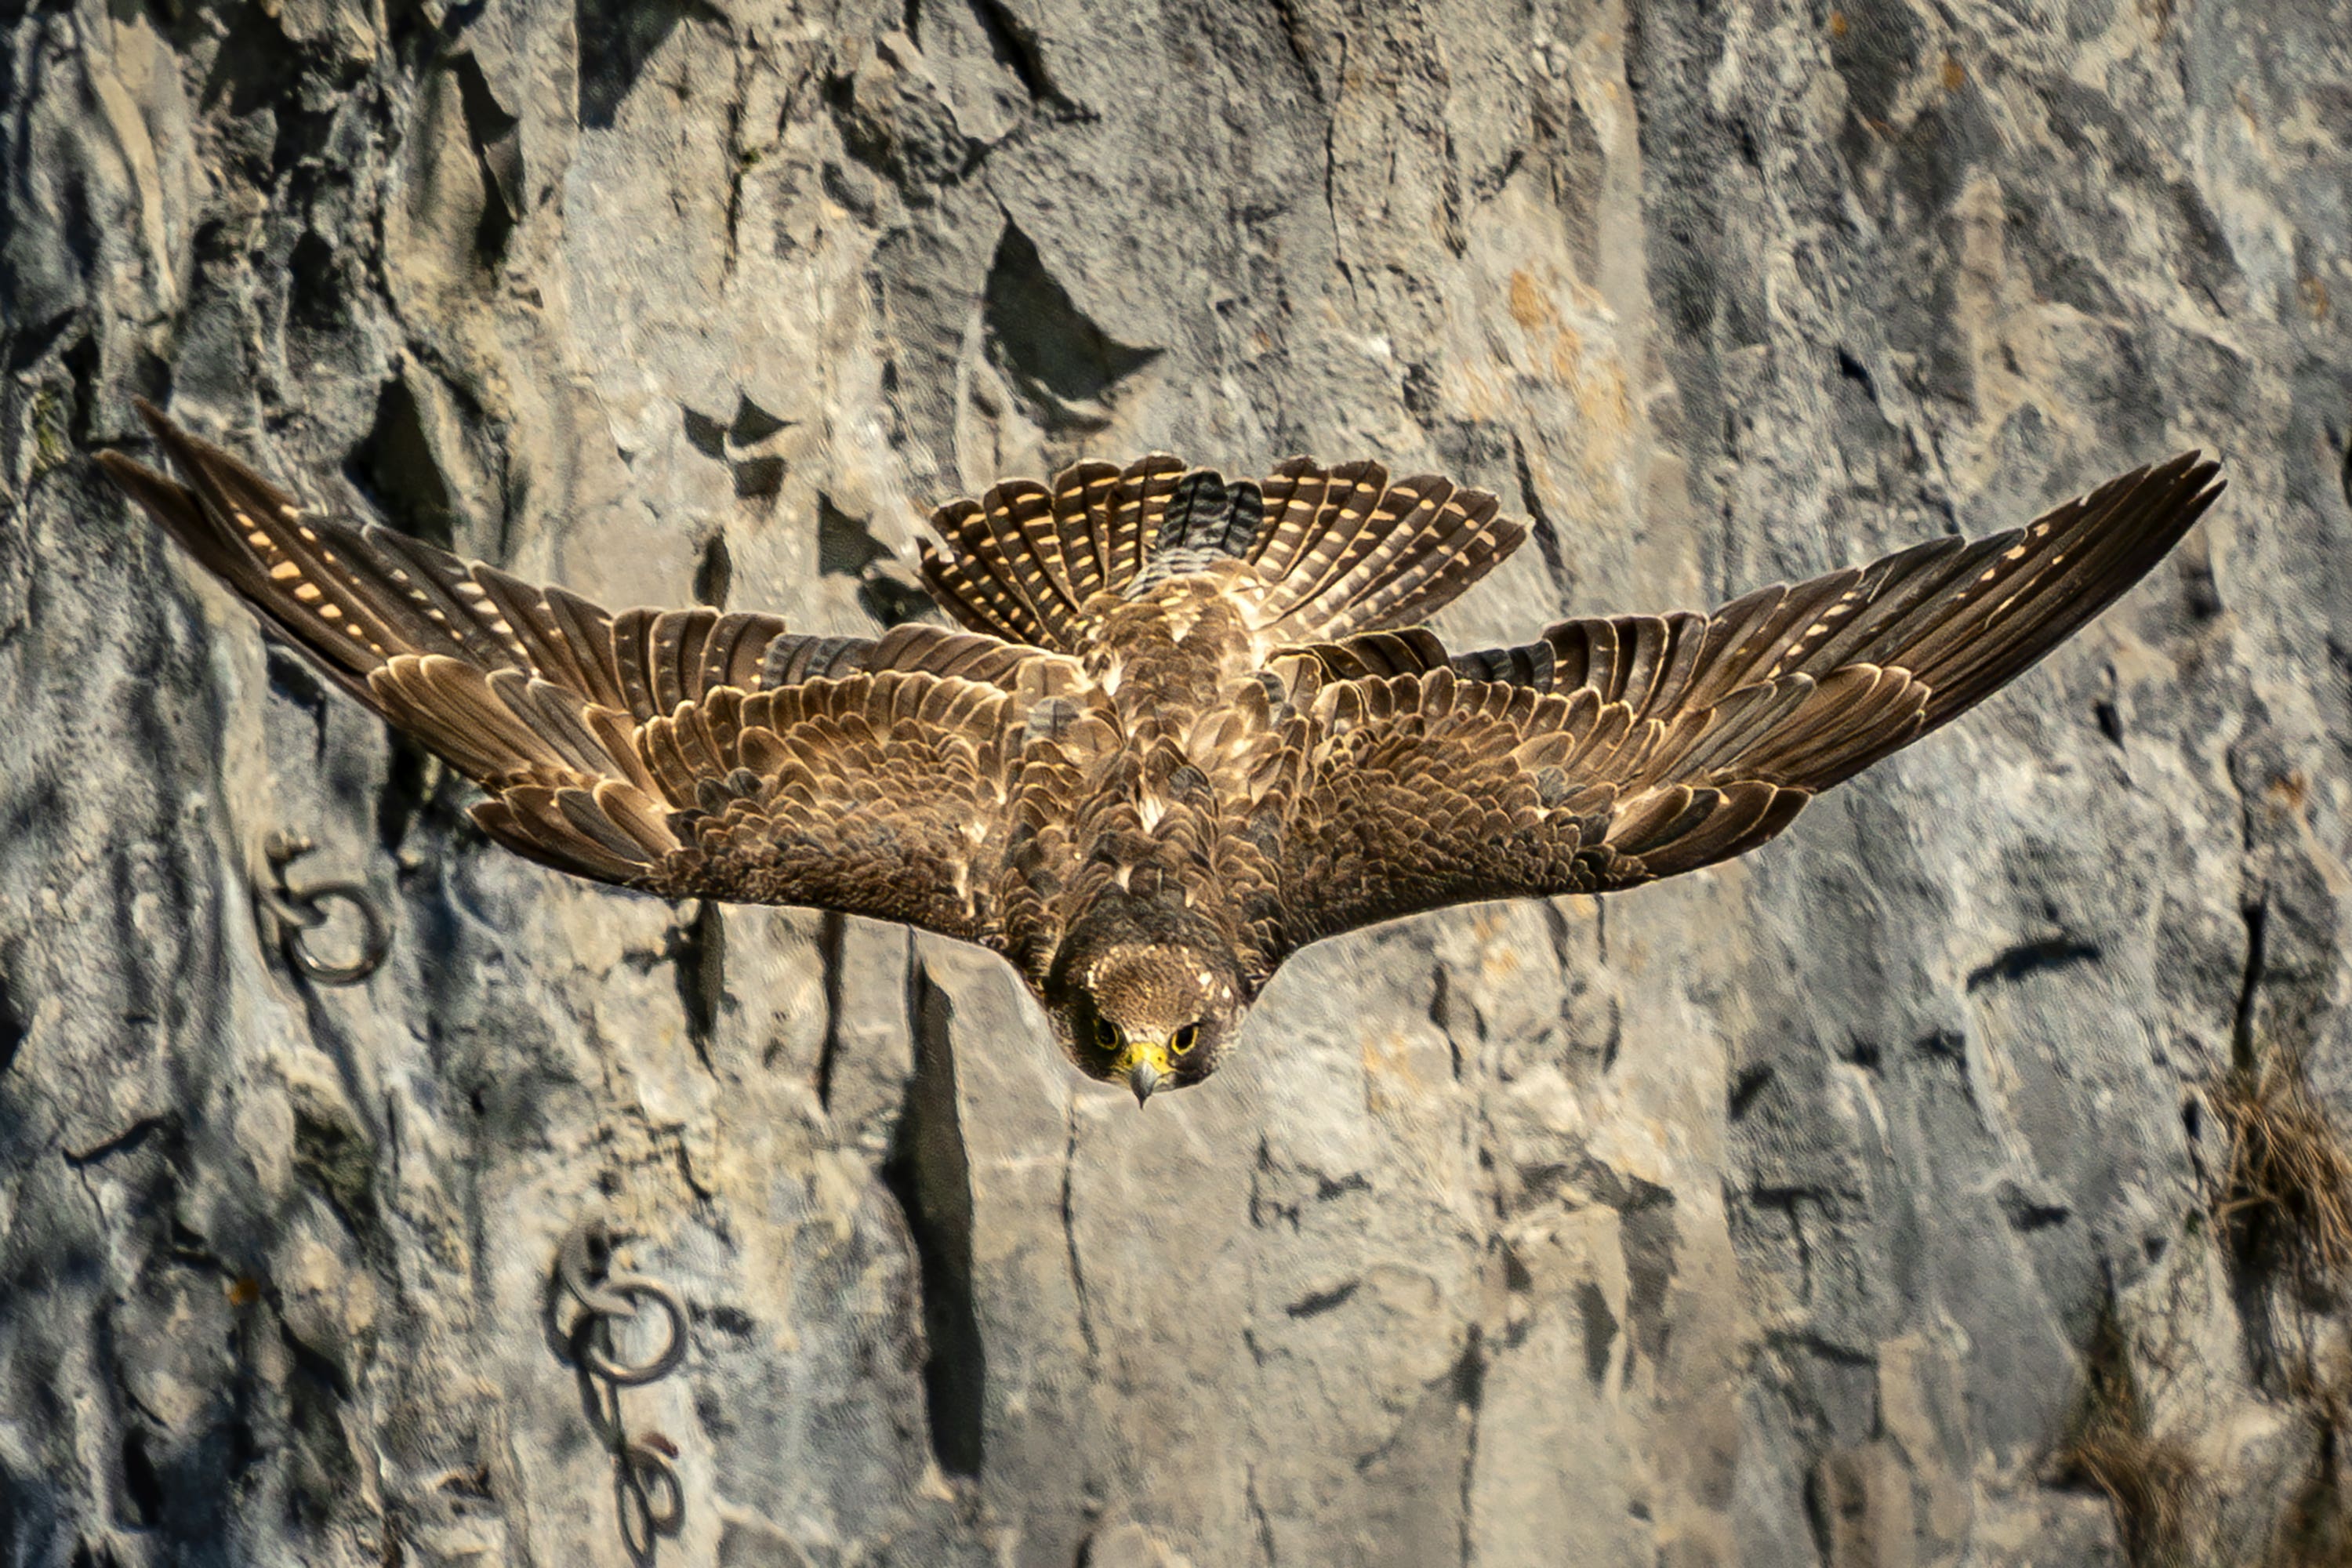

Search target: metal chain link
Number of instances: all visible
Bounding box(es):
[557,1219,690,1386]
[254,832,391,985]
[554,1218,690,1563]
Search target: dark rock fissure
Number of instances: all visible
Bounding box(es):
[881,963,986,1477]
[1455,1324,1485,1568]
[448,51,521,263]
[263,647,332,760]
[965,0,1058,109]
[981,223,1162,430]
[812,910,846,1102]
[119,1429,164,1528]
[683,404,728,458]
[2231,895,2269,1072]
[671,900,726,1072]
[1964,935,2103,992]
[64,1116,169,1168]
[347,376,458,549]
[1576,1280,1619,1387]
[817,493,894,577]
[575,0,711,129]
[1509,430,1575,601]
[1284,1279,1359,1318]
[692,532,732,608]
[1996,1183,2073,1233]
[728,397,786,447]
[0,967,24,1077]
[1728,1062,1773,1121]
[375,732,437,856]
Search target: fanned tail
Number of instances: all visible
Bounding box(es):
[1245,457,1524,641]
[917,453,1526,651]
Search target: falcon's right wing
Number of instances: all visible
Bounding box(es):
[1263,452,2225,958]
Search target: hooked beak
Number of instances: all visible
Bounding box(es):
[1109,1038,1174,1105]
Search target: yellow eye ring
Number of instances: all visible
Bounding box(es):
[1093,1018,1119,1051]
[1171,1024,1200,1057]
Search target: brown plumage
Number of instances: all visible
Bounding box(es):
[97,402,2224,1102]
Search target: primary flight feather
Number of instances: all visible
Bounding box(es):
[98,402,2224,1102]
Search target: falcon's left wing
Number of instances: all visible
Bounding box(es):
[1264,452,2223,957]
[98,402,1071,953]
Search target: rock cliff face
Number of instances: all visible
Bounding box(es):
[3,1,2347,1563]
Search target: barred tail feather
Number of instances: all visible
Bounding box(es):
[917,452,1526,650]
[920,454,1189,650]
[1247,459,1523,640]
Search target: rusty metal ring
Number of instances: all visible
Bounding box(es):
[256,833,390,985]
[626,1438,684,1525]
[557,1220,688,1386]
[279,882,391,985]
[615,1438,684,1558]
[581,1276,689,1387]
[254,882,325,931]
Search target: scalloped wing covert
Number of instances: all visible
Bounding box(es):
[97,402,1080,954]
[1263,452,2224,960]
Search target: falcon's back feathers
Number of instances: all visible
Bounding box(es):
[100,401,2223,1088]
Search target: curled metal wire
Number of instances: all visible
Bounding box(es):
[554,1218,689,1563]
[255,832,390,985]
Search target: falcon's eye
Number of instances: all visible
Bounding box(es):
[1093,1017,1119,1051]
[1171,1024,1200,1057]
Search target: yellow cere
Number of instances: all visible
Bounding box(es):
[1109,1038,1176,1077]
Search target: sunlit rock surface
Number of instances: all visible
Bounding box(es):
[2,1,2347,1563]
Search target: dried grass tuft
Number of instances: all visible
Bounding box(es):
[2055,1312,2200,1568]
[2209,1050,2352,1295]
[2264,1345,2352,1568]
[2263,1447,2350,1568]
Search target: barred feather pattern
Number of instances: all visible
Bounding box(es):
[1272,451,2223,952]
[101,401,2222,1014]
[918,453,1526,650]
[99,402,1077,950]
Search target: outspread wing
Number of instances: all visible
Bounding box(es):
[1268,452,2225,955]
[98,401,1074,949]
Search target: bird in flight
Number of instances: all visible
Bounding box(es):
[100,402,2223,1103]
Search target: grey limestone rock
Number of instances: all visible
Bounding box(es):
[2,0,2348,1564]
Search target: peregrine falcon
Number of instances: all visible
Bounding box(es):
[99,403,2223,1102]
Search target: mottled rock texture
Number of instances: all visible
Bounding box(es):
[2,1,2349,1564]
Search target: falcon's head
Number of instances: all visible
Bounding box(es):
[1048,942,1249,1105]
